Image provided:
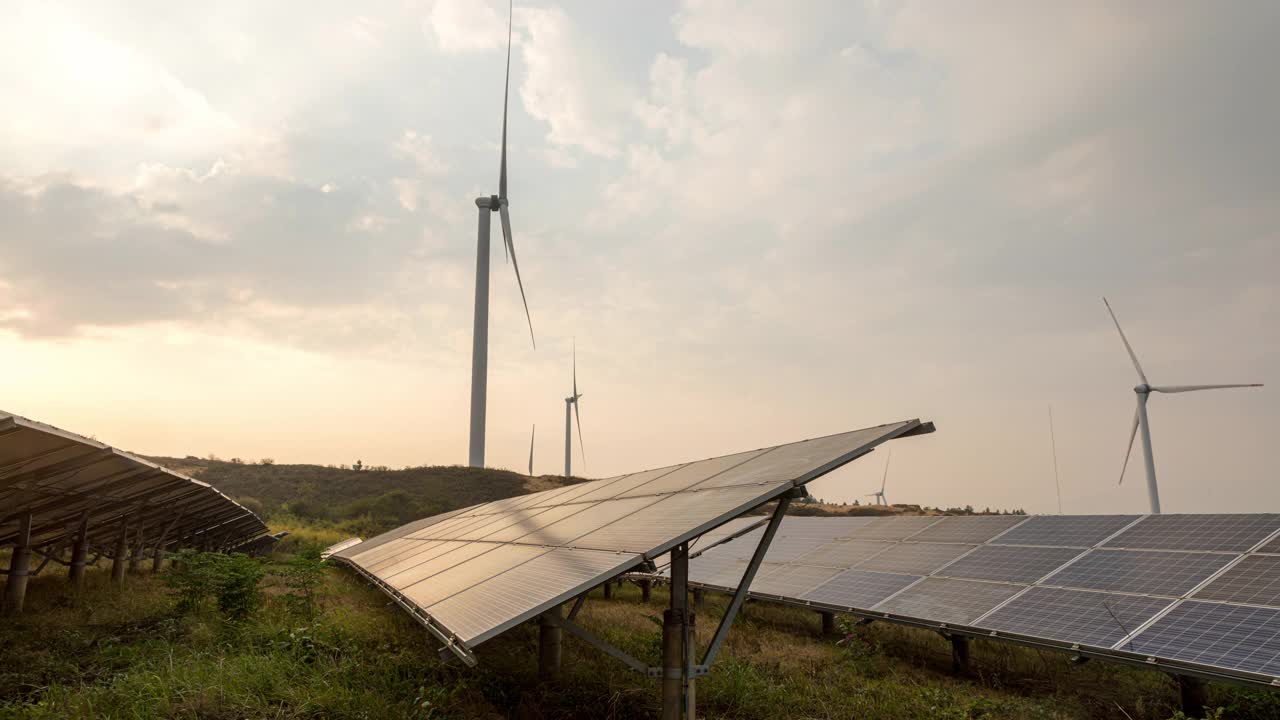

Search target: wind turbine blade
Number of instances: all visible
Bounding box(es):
[1102,297,1148,385]
[499,204,535,349]
[574,399,585,470]
[1151,384,1263,393]
[1119,404,1140,486]
[498,0,512,200]
[528,424,535,476]
[881,449,891,493]
[572,338,578,399]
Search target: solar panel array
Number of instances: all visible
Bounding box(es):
[0,411,267,559]
[330,420,930,662]
[686,513,1280,686]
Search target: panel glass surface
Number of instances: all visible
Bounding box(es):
[1129,601,1280,678]
[977,587,1174,649]
[874,577,1022,625]
[845,516,943,541]
[427,547,641,645]
[904,515,1028,544]
[802,539,895,569]
[572,483,780,555]
[619,450,771,497]
[939,545,1083,584]
[695,423,913,490]
[991,515,1140,548]
[1044,549,1233,597]
[801,569,921,609]
[1104,514,1280,553]
[572,465,684,502]
[400,544,548,608]
[751,563,844,597]
[385,541,499,587]
[855,542,976,575]
[1255,534,1280,555]
[1193,555,1280,607]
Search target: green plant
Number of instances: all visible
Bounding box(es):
[280,547,326,619]
[162,550,264,621]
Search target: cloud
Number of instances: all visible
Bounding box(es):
[395,131,449,175]
[427,0,508,52]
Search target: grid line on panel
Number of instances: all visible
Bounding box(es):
[1104,514,1280,553]
[855,541,977,576]
[1246,525,1280,555]
[903,515,1031,545]
[938,544,1086,585]
[991,515,1144,549]
[1195,555,1280,608]
[621,447,778,498]
[1125,601,1280,678]
[872,577,1023,626]
[801,568,923,609]
[1042,549,1236,598]
[977,587,1175,650]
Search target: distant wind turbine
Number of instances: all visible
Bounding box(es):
[564,341,585,479]
[528,424,535,476]
[1103,297,1263,513]
[866,449,891,506]
[1049,405,1063,514]
[468,0,535,468]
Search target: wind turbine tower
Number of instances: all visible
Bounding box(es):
[1103,297,1263,513]
[564,342,585,479]
[867,449,891,506]
[468,1,536,467]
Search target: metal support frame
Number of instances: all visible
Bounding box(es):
[539,605,563,680]
[543,611,650,675]
[111,516,129,585]
[820,610,836,637]
[1177,674,1208,719]
[153,513,182,573]
[641,579,653,603]
[69,510,89,589]
[4,511,33,614]
[950,634,972,675]
[603,579,613,600]
[128,523,146,574]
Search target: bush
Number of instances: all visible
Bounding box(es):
[281,547,327,620]
[164,550,265,621]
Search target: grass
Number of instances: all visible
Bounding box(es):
[3,548,1278,719]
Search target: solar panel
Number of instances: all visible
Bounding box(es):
[801,568,921,608]
[939,545,1084,584]
[904,515,1028,544]
[0,411,267,561]
[1043,549,1233,597]
[845,516,942,541]
[801,539,895,569]
[977,587,1173,649]
[1256,534,1280,556]
[874,577,1022,625]
[855,542,976,575]
[991,515,1140,548]
[1193,555,1280,607]
[1103,514,1280,553]
[751,563,844,598]
[1129,601,1280,678]
[334,419,929,660]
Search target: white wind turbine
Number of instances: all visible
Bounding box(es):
[564,341,585,479]
[1103,297,1263,513]
[866,449,891,506]
[528,424,535,476]
[468,0,535,468]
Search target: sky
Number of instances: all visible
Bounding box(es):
[1,0,1276,515]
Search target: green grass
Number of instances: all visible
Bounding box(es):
[3,549,1278,719]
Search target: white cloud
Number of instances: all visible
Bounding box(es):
[395,131,449,175]
[427,0,508,52]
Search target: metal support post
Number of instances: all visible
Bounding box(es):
[4,511,32,614]
[641,579,652,603]
[129,524,146,574]
[69,510,89,590]
[111,516,129,585]
[951,635,971,675]
[603,580,613,600]
[153,513,181,573]
[539,605,563,680]
[1177,674,1208,719]
[692,588,704,610]
[821,611,836,637]
[662,543,691,720]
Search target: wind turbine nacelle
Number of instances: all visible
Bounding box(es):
[1134,383,1151,394]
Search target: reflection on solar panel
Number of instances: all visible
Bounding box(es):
[0,411,268,583]
[332,420,928,663]
[1129,602,1280,679]
[1193,555,1280,607]
[1103,514,1280,552]
[321,537,364,560]
[684,513,1280,687]
[1043,549,1232,597]
[992,515,1139,548]
[940,545,1082,584]
[978,587,1173,649]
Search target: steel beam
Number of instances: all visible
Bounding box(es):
[4,511,32,614]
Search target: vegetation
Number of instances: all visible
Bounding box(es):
[3,532,1278,719]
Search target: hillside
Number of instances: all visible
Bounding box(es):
[152,456,581,536]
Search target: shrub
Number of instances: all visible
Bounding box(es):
[281,547,327,619]
[164,550,265,621]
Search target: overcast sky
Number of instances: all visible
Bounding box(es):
[2,1,1276,514]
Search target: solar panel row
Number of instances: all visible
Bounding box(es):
[685,514,1280,685]
[0,411,268,566]
[331,420,931,662]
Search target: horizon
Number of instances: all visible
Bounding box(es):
[2,1,1276,515]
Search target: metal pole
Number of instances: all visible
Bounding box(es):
[1177,674,1207,718]
[951,635,971,675]
[641,579,652,603]
[4,511,32,614]
[564,398,572,479]
[692,588,704,610]
[111,516,129,585]
[69,510,89,590]
[602,579,613,600]
[662,543,690,720]
[129,524,145,574]
[468,200,492,468]
[1136,392,1162,514]
[539,605,563,680]
[820,611,836,637]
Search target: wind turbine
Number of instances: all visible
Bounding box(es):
[528,424,535,476]
[866,449,891,506]
[564,341,585,479]
[468,0,535,468]
[1103,297,1263,513]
